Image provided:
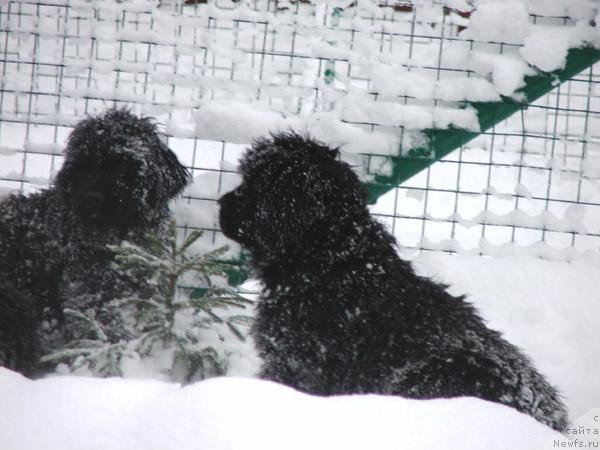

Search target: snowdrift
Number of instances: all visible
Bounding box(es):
[0,368,561,450]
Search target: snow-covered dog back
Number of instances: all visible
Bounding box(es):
[0,109,190,376]
[219,132,568,431]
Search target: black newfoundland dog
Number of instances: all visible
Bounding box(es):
[219,132,568,431]
[0,108,190,375]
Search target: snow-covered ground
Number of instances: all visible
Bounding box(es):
[0,370,564,450]
[1,252,599,449]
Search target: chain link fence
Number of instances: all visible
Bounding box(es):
[1,0,599,261]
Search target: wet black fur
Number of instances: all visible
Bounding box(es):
[219,131,568,431]
[0,108,190,376]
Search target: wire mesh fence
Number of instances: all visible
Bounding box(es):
[1,0,599,261]
[373,63,600,259]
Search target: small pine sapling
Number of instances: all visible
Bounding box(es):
[45,221,252,381]
[40,308,132,376]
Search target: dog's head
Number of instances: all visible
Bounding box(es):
[219,132,368,256]
[55,108,190,228]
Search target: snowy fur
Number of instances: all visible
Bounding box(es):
[0,109,190,376]
[218,132,568,431]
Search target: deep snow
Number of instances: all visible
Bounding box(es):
[0,369,562,450]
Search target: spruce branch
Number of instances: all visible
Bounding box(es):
[48,220,252,381]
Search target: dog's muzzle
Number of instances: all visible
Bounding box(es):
[218,190,242,242]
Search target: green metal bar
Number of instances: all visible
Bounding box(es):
[366,46,600,204]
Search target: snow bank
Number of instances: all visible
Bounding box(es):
[0,369,561,450]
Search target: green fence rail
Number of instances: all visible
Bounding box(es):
[366,46,600,204]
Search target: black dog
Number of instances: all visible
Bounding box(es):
[219,132,568,431]
[0,108,190,375]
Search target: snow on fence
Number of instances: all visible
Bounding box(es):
[1,0,599,261]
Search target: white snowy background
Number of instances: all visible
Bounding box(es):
[1,0,600,448]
